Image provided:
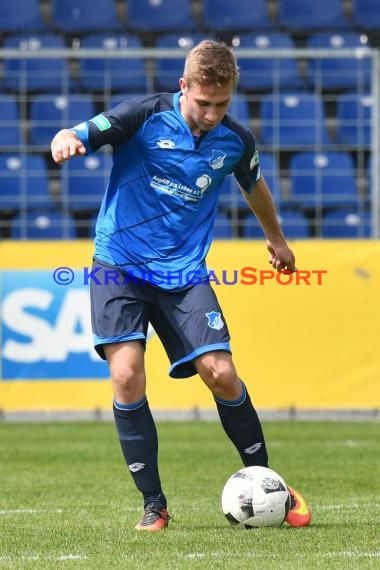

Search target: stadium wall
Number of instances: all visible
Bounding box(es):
[0,240,379,413]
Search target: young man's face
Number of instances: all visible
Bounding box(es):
[179,78,234,135]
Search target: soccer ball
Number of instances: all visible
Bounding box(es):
[221,466,291,529]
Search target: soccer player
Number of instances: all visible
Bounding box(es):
[51,40,311,531]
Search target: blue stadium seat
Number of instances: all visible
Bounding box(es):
[201,0,274,32]
[89,212,99,238]
[11,210,77,240]
[234,33,303,91]
[306,33,371,90]
[0,154,54,213]
[78,34,147,92]
[29,94,96,148]
[218,160,281,216]
[126,0,198,33]
[277,210,311,238]
[0,95,24,150]
[259,153,282,206]
[259,93,332,148]
[106,92,147,109]
[214,210,233,238]
[228,94,251,123]
[321,208,371,237]
[218,174,247,210]
[218,154,282,212]
[3,34,70,93]
[154,33,204,92]
[51,0,121,32]
[366,155,372,202]
[60,153,111,213]
[244,209,310,238]
[0,0,45,33]
[277,0,350,30]
[352,0,380,30]
[242,216,263,238]
[335,92,372,147]
[289,151,359,209]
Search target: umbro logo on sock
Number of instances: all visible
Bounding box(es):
[244,443,263,455]
[128,462,146,472]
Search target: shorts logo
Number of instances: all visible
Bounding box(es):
[205,311,224,330]
[209,149,226,170]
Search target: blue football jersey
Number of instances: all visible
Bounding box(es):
[72,92,260,290]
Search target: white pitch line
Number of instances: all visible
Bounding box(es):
[326,439,373,448]
[327,551,380,559]
[315,503,380,510]
[0,554,87,562]
[182,551,380,560]
[0,508,64,515]
[0,508,39,514]
[56,555,88,560]
[183,552,267,560]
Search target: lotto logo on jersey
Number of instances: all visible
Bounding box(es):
[156,139,176,148]
[0,271,109,380]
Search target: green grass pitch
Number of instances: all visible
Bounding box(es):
[0,420,379,569]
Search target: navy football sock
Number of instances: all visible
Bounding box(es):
[214,382,269,467]
[113,397,166,508]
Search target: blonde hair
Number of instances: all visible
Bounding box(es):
[183,40,239,88]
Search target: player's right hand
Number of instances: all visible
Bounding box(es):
[51,129,87,165]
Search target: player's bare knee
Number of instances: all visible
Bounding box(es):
[197,354,238,395]
[111,367,145,398]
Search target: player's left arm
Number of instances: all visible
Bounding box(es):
[241,176,297,273]
[228,119,296,272]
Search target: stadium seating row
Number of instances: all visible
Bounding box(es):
[0,152,110,214]
[215,208,372,239]
[1,0,380,35]
[218,152,370,217]
[0,150,371,217]
[7,207,372,240]
[0,31,373,94]
[0,1,376,240]
[0,91,372,151]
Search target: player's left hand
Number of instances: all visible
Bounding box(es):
[266,240,297,273]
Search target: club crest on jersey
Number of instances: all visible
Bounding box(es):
[205,311,224,330]
[209,149,226,170]
[156,139,176,148]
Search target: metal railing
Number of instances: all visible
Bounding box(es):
[0,46,378,239]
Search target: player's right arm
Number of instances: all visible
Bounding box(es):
[51,94,164,165]
[51,129,87,165]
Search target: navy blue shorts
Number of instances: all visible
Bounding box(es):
[90,258,231,378]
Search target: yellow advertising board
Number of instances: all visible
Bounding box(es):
[0,239,379,411]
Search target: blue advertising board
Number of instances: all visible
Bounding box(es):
[1,270,109,380]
